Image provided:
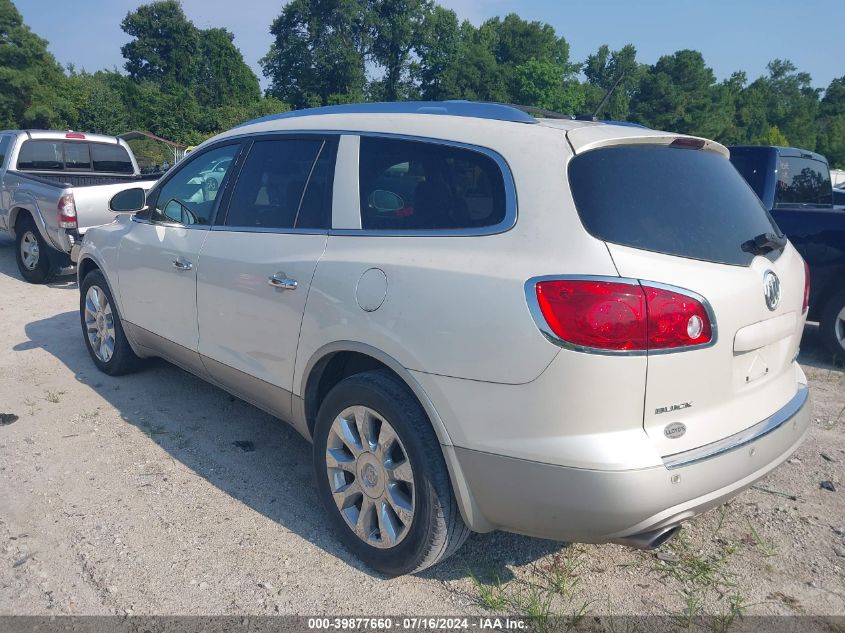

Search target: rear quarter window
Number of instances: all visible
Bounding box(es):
[568,145,781,267]
[358,137,507,231]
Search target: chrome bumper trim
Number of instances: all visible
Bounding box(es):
[662,384,809,470]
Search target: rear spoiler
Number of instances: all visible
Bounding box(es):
[566,127,729,159]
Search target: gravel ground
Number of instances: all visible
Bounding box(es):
[0,234,843,619]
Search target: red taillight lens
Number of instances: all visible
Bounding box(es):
[643,286,712,349]
[535,280,647,350]
[58,193,77,229]
[802,260,810,313]
[534,279,712,352]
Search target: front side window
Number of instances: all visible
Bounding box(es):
[774,156,833,207]
[225,138,326,229]
[358,137,507,231]
[151,144,240,226]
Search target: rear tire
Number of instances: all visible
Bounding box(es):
[80,270,142,376]
[819,290,845,360]
[15,216,54,284]
[313,370,469,576]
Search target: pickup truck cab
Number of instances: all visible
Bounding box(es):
[730,145,845,357]
[0,130,157,283]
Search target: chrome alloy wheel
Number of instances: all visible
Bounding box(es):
[326,406,415,549]
[836,306,845,350]
[20,231,40,270]
[84,286,116,363]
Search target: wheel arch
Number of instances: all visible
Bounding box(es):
[297,341,492,534]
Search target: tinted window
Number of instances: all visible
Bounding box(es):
[64,142,91,170]
[151,144,240,226]
[358,137,506,231]
[296,140,337,229]
[569,145,781,266]
[91,143,134,173]
[0,135,10,168]
[774,156,833,207]
[728,149,768,201]
[17,141,63,170]
[225,139,323,229]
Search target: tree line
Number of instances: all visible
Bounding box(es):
[1,0,843,167]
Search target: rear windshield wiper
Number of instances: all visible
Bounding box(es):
[741,232,787,256]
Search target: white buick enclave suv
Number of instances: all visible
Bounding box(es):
[74,102,811,575]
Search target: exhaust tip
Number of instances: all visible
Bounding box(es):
[611,525,681,550]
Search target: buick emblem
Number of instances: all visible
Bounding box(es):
[763,270,781,311]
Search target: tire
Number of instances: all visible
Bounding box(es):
[79,270,142,376]
[313,370,469,576]
[15,216,54,284]
[819,290,845,360]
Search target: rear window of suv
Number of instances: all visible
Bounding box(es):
[568,144,781,266]
[17,140,133,173]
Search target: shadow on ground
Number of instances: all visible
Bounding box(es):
[14,307,562,582]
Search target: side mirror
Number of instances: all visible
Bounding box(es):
[370,189,405,213]
[110,187,146,213]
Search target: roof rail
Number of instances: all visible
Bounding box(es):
[237,101,539,127]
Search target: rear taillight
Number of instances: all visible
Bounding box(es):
[802,260,810,313]
[533,279,713,352]
[58,193,77,229]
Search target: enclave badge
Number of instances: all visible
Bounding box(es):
[664,422,687,439]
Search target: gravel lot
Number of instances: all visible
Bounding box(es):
[0,234,843,620]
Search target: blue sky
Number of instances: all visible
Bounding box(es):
[14,0,841,91]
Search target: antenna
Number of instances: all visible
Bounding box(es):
[574,72,626,122]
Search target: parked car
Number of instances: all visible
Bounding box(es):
[0,130,158,283]
[75,102,811,575]
[729,146,845,357]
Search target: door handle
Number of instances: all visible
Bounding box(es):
[268,273,298,290]
[172,257,193,271]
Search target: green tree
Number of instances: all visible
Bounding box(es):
[65,70,131,135]
[817,75,845,167]
[262,0,369,108]
[762,59,820,150]
[121,0,200,90]
[629,49,733,139]
[511,58,584,114]
[583,44,641,120]
[411,5,461,99]
[368,0,432,101]
[195,28,261,108]
[0,0,69,128]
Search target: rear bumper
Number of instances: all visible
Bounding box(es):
[453,385,810,543]
[70,243,81,264]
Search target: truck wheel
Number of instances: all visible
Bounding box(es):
[819,290,845,360]
[80,270,142,376]
[15,216,54,284]
[313,370,469,576]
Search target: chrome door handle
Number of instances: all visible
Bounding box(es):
[268,273,297,290]
[172,257,193,271]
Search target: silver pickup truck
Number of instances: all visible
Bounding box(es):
[0,130,158,283]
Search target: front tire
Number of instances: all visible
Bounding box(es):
[15,217,54,284]
[80,270,142,376]
[820,290,845,360]
[313,370,469,576]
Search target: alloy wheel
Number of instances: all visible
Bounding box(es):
[836,305,845,350]
[325,406,415,549]
[20,231,40,271]
[84,286,116,363]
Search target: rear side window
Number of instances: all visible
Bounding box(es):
[775,156,832,207]
[90,143,134,173]
[225,138,325,230]
[358,137,506,231]
[569,145,781,267]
